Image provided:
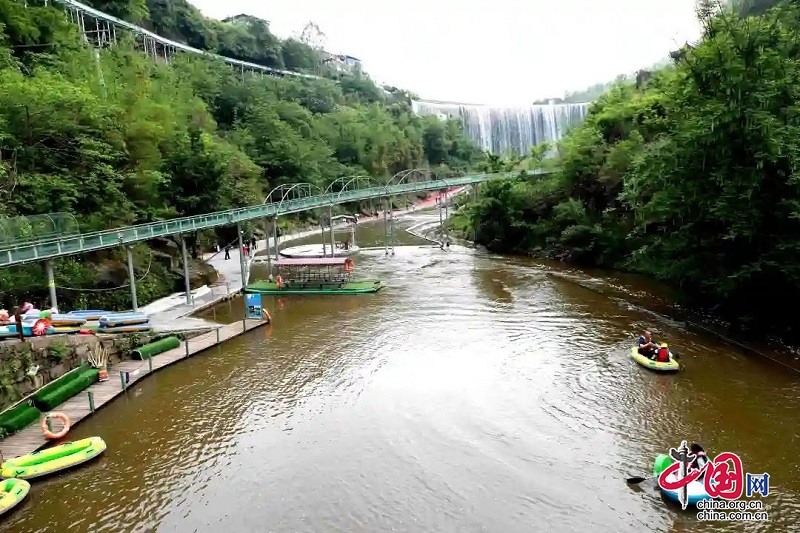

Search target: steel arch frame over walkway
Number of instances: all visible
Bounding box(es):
[0,170,550,268]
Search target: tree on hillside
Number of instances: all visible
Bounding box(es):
[465,0,800,341]
[0,0,481,311]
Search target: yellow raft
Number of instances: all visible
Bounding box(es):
[630,345,681,372]
[0,478,30,516]
[0,436,107,480]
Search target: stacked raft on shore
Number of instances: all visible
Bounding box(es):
[98,312,151,333]
[0,310,152,338]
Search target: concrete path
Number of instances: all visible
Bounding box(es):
[141,226,322,329]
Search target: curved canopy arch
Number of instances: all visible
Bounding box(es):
[383,168,451,196]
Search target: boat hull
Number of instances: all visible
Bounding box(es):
[247,280,383,295]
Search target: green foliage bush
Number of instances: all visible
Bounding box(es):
[465,1,800,340]
[0,402,41,438]
[0,0,480,312]
[34,368,99,412]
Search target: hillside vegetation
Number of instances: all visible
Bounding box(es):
[464,1,800,341]
[0,0,479,311]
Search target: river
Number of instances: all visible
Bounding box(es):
[1,211,797,532]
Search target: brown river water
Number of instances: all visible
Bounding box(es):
[1,211,798,532]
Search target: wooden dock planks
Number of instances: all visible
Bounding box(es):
[0,319,267,459]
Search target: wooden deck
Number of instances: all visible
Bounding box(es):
[0,319,267,460]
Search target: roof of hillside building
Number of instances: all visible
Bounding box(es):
[223,14,270,24]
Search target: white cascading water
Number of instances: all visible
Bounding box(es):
[411,100,590,155]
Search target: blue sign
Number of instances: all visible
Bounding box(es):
[245,293,263,319]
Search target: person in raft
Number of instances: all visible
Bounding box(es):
[637,330,659,357]
[689,443,709,479]
[638,330,671,362]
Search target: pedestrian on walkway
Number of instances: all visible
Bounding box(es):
[224,245,230,260]
[250,237,256,249]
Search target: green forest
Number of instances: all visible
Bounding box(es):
[0,0,479,311]
[463,0,800,341]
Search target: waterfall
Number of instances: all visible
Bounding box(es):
[411,100,590,156]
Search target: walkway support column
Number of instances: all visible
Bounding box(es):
[126,246,138,312]
[320,219,326,257]
[439,191,444,228]
[45,260,57,311]
[237,223,247,293]
[383,198,388,255]
[328,205,336,257]
[389,198,395,256]
[272,216,279,261]
[263,217,273,280]
[180,234,192,305]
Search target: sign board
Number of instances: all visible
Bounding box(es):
[245,293,263,319]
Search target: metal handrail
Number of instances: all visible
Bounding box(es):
[0,170,551,267]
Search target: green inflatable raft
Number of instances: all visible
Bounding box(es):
[0,478,30,516]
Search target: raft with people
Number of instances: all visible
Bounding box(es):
[630,344,681,372]
[652,452,711,506]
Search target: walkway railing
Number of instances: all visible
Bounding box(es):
[0,171,547,268]
[52,0,319,79]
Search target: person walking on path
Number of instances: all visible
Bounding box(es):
[224,245,231,260]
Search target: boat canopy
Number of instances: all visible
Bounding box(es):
[275,257,350,267]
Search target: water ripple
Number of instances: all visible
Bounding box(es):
[3,223,797,533]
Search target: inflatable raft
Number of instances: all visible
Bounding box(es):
[0,478,30,516]
[51,326,81,335]
[630,345,680,372]
[70,310,111,321]
[48,314,87,327]
[0,322,49,338]
[1,436,107,480]
[98,325,152,333]
[99,313,149,328]
[653,453,711,506]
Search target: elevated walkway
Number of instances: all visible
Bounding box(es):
[0,171,546,268]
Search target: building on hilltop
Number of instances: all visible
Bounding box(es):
[222,14,270,25]
[321,52,362,73]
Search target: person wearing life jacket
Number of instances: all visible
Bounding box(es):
[654,344,671,363]
[689,443,709,479]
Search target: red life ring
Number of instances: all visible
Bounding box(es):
[344,258,355,273]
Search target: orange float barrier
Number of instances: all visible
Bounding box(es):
[41,412,70,439]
